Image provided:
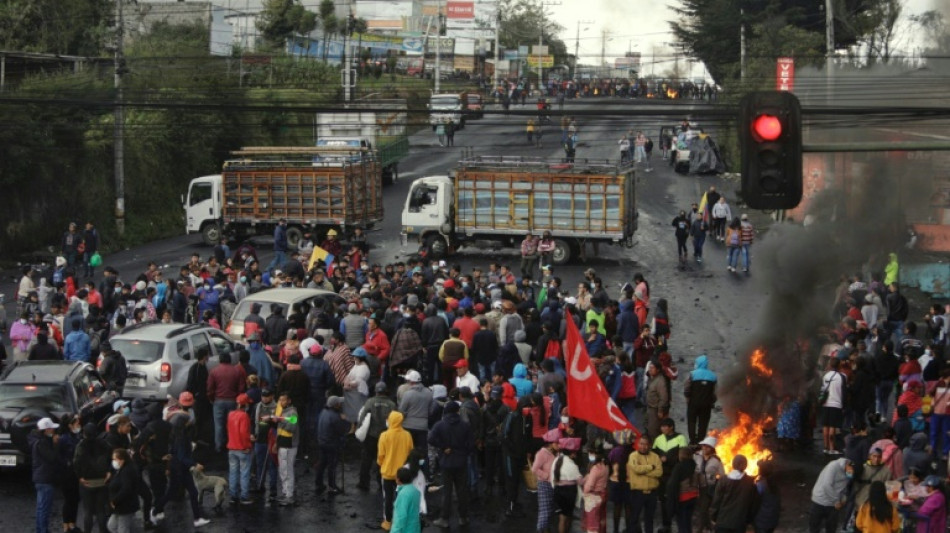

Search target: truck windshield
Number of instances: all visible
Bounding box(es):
[431,97,460,110]
[189,182,212,206]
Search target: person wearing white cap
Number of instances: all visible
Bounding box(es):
[693,436,724,532]
[32,417,61,533]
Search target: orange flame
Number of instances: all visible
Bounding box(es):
[666,88,678,99]
[713,412,773,477]
[750,349,773,378]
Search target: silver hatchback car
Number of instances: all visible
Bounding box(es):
[109,323,240,401]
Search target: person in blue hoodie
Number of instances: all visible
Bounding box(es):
[509,363,534,398]
[684,355,718,445]
[246,332,275,388]
[63,318,91,362]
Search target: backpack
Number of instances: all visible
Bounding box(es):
[728,229,740,246]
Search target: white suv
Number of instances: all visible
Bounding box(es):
[109,323,240,401]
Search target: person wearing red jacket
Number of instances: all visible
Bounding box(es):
[227,394,254,504]
[363,316,391,373]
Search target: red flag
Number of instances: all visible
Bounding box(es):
[564,316,640,435]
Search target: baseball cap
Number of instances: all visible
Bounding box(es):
[375,382,388,393]
[261,388,274,397]
[37,417,59,431]
[236,393,252,405]
[405,370,422,383]
[454,359,469,368]
[178,391,195,407]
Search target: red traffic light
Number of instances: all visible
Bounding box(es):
[752,114,782,141]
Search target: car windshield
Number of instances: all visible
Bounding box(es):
[431,97,459,109]
[231,300,287,324]
[0,384,68,411]
[109,339,165,363]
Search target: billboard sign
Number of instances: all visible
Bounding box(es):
[777,57,794,91]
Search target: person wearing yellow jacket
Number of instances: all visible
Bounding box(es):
[627,436,663,533]
[378,411,414,531]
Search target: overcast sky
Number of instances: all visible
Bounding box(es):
[548,0,940,78]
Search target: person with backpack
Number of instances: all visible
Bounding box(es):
[358,382,397,492]
[820,357,848,455]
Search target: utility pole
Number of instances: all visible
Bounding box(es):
[825,0,834,100]
[435,1,442,93]
[600,29,608,69]
[114,0,126,235]
[536,1,560,91]
[739,9,746,81]
[493,9,500,90]
[573,19,592,79]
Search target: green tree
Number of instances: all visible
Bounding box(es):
[318,0,337,62]
[258,0,317,50]
[0,0,111,55]
[496,0,568,70]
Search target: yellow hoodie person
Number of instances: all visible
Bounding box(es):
[378,411,414,481]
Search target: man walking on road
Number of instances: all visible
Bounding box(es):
[739,214,755,273]
[207,351,246,453]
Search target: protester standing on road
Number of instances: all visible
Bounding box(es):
[726,218,742,273]
[618,135,631,163]
[207,351,246,453]
[710,455,759,533]
[274,392,300,506]
[391,467,422,533]
[31,417,61,533]
[254,388,280,502]
[314,396,349,496]
[711,197,731,242]
[377,410,414,531]
[267,219,288,274]
[809,458,853,533]
[645,364,670,439]
[626,435,662,533]
[62,222,81,268]
[151,415,211,528]
[690,213,707,263]
[672,211,690,268]
[533,429,561,533]
[83,221,99,279]
[107,448,140,533]
[399,370,432,455]
[226,394,254,505]
[685,355,718,445]
[445,120,456,147]
[428,401,474,528]
[634,131,647,163]
[739,214,755,273]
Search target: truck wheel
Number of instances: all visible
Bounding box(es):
[285,227,304,251]
[552,239,572,265]
[382,167,394,186]
[201,222,221,246]
[425,234,448,259]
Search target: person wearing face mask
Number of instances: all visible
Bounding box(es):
[808,457,854,533]
[107,448,140,533]
[10,311,35,362]
[582,447,609,533]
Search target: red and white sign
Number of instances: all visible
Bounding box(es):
[447,1,475,19]
[776,57,794,92]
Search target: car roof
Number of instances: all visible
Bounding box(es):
[1,361,87,383]
[110,322,216,341]
[241,288,340,306]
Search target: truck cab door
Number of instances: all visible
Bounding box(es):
[186,181,214,233]
[403,182,443,229]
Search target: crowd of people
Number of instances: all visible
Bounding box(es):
[4,208,950,533]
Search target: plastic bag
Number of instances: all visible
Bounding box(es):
[89,252,103,267]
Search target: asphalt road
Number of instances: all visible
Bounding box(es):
[0,97,826,532]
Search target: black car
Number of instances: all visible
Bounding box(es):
[0,360,118,468]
